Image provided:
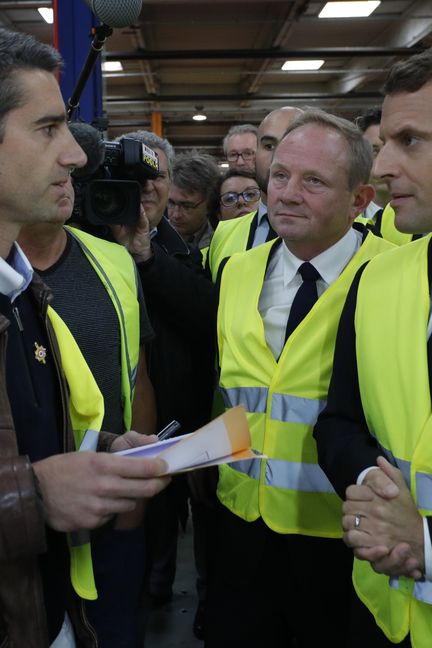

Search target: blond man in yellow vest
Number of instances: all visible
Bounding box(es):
[314,47,432,648]
[206,108,394,648]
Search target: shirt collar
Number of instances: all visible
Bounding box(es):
[0,243,33,302]
[281,227,362,288]
[257,200,267,224]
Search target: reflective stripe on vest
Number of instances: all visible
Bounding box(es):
[66,226,140,430]
[221,386,327,425]
[48,307,104,601]
[232,457,335,492]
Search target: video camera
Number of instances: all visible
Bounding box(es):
[70,122,159,226]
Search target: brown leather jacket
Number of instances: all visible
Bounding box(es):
[0,274,114,647]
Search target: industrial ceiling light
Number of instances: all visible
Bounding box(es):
[282,60,324,71]
[102,61,124,72]
[193,106,207,121]
[319,1,381,18]
[38,8,54,23]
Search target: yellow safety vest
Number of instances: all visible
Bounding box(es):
[354,235,432,647]
[47,307,104,601]
[355,214,375,227]
[207,211,256,282]
[379,204,414,246]
[217,231,394,536]
[66,226,141,430]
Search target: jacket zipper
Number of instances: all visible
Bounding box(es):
[79,599,99,647]
[12,303,39,407]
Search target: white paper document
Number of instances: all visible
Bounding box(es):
[114,405,265,475]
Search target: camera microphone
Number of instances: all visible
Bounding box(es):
[83,0,143,28]
[69,122,106,179]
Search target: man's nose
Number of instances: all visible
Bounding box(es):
[280,177,302,203]
[373,143,394,179]
[63,130,87,170]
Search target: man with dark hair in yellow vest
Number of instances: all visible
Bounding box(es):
[0,27,169,648]
[314,47,432,648]
[205,108,394,647]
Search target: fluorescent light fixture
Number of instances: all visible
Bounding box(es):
[282,60,324,71]
[193,113,207,121]
[38,8,54,23]
[319,1,381,18]
[102,61,124,72]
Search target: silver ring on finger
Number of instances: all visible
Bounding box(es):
[354,515,361,529]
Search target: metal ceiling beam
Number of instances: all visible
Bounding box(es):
[105,46,423,62]
[106,91,383,102]
[244,0,309,94]
[0,1,50,7]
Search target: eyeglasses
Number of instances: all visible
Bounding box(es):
[220,188,261,208]
[226,150,256,162]
[167,198,205,213]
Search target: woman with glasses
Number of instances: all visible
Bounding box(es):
[214,169,261,223]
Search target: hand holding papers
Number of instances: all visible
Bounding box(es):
[115,405,264,475]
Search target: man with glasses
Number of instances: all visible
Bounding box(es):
[223,124,258,172]
[207,107,302,281]
[168,150,220,249]
[111,131,217,632]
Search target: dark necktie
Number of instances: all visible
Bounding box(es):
[284,262,321,341]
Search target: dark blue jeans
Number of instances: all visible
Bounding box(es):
[85,525,146,648]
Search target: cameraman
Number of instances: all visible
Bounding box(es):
[112,131,217,628]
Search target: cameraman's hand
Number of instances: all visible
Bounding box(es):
[111,205,153,263]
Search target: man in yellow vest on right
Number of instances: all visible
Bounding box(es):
[314,46,432,648]
[205,108,395,647]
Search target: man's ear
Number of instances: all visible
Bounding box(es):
[351,183,376,218]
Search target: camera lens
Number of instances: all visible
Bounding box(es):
[91,184,126,222]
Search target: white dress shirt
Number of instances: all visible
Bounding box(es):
[258,227,362,358]
[0,243,33,301]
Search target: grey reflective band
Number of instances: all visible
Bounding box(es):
[271,393,327,425]
[220,386,268,413]
[230,458,262,481]
[230,458,335,493]
[416,472,432,509]
[265,459,335,493]
[220,386,325,425]
[390,576,432,605]
[413,580,432,604]
[131,365,138,389]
